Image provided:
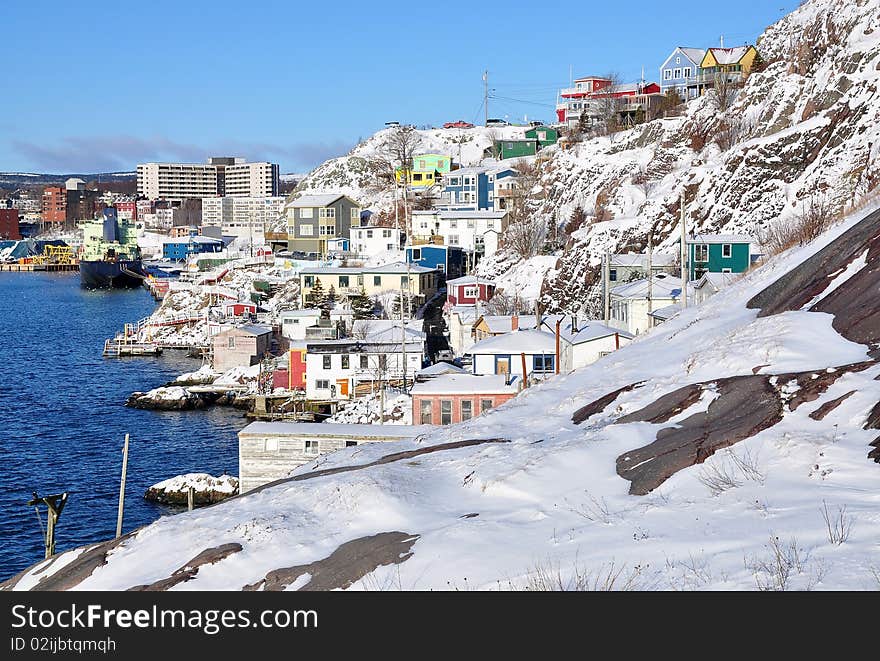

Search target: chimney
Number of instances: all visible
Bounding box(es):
[511,314,519,331]
[571,315,578,334]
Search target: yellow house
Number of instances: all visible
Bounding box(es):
[299,262,439,308]
[698,45,758,90]
[394,168,441,189]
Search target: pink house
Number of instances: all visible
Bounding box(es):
[212,324,273,372]
[445,275,495,306]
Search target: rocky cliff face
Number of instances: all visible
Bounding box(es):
[536,0,880,313]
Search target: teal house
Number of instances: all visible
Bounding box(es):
[685,234,752,280]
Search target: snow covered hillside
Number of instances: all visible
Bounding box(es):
[537,0,880,313]
[6,198,880,591]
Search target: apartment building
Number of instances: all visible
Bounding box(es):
[137,157,279,200]
[202,196,285,241]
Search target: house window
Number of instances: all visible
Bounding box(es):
[695,244,709,262]
[341,355,350,369]
[440,400,452,425]
[360,355,369,369]
[609,268,617,282]
[300,224,314,236]
[339,275,349,288]
[481,399,493,413]
[722,244,732,258]
[304,440,319,455]
[383,229,391,237]
[319,208,336,219]
[264,438,279,452]
[450,220,457,228]
[683,67,692,78]
[411,248,421,261]
[316,379,330,390]
[366,230,373,238]
[373,275,381,286]
[420,400,433,424]
[664,69,672,81]
[533,355,554,373]
[674,68,682,79]
[345,440,358,447]
[401,276,409,287]
[463,286,478,298]
[227,336,235,348]
[722,268,732,273]
[323,355,331,370]
[379,355,387,370]
[461,399,473,421]
[449,177,459,186]
[320,224,336,236]
[413,173,423,182]
[300,208,314,218]
[350,208,359,222]
[675,56,681,64]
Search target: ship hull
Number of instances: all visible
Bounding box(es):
[80,260,145,289]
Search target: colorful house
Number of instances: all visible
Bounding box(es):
[524,125,559,148]
[698,46,759,92]
[212,324,273,372]
[660,47,706,99]
[685,234,752,280]
[437,165,517,211]
[405,244,465,281]
[284,194,361,257]
[395,153,452,189]
[445,275,495,306]
[494,139,538,160]
[466,329,558,378]
[411,373,520,425]
[162,235,223,261]
[287,346,307,390]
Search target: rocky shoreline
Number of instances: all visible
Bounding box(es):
[144,472,239,506]
[126,386,240,410]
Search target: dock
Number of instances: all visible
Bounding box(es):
[0,262,79,272]
[103,335,163,357]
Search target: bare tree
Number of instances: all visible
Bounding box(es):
[369,126,422,239]
[594,72,624,139]
[500,160,546,259]
[709,70,741,113]
[484,290,534,315]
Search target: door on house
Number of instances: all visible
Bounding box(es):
[336,379,349,397]
[496,356,510,375]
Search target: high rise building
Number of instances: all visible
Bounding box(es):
[137,157,279,200]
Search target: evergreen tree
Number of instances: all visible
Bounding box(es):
[322,284,337,318]
[350,288,376,319]
[310,277,327,313]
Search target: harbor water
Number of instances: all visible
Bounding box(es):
[0,272,246,580]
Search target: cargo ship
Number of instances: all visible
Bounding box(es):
[79,208,145,288]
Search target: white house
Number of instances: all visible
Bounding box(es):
[693,271,738,305]
[540,317,633,371]
[466,329,558,378]
[436,210,508,257]
[279,309,323,340]
[609,273,694,335]
[350,225,403,257]
[305,338,425,401]
[446,305,479,357]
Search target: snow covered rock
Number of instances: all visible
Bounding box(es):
[144,473,239,506]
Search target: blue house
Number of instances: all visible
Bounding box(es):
[162,236,224,261]
[405,244,465,282]
[438,165,517,212]
[660,47,705,100]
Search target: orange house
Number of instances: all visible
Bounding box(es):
[411,373,520,425]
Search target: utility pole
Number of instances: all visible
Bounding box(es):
[603,250,611,323]
[680,190,689,308]
[483,70,489,126]
[647,230,654,316]
[28,492,68,559]
[116,433,130,539]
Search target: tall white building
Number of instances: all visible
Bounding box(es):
[137,157,279,200]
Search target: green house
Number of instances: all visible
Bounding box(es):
[411,153,452,174]
[525,125,559,148]
[686,234,752,280]
[494,139,538,160]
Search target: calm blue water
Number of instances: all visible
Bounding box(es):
[0,272,247,580]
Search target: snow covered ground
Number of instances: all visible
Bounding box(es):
[8,195,880,591]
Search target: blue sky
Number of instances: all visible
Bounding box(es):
[2,0,799,174]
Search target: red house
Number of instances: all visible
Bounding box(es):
[411,373,520,425]
[445,275,495,306]
[288,347,306,390]
[224,302,258,317]
[0,208,21,240]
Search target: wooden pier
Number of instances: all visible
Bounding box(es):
[103,335,163,357]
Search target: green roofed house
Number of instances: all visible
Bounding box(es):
[685,233,752,280]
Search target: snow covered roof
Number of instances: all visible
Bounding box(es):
[707,46,751,65]
[417,362,467,376]
[439,210,508,220]
[678,47,707,65]
[445,275,496,287]
[448,305,479,323]
[467,329,557,355]
[686,233,753,244]
[477,314,557,334]
[299,266,363,275]
[648,303,681,321]
[411,373,520,395]
[286,194,348,208]
[162,235,222,244]
[280,308,322,317]
[611,253,676,268]
[611,274,694,299]
[365,261,437,274]
[240,422,432,438]
[225,324,272,336]
[695,272,739,289]
[541,318,634,344]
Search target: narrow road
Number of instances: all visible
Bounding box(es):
[419,292,450,363]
